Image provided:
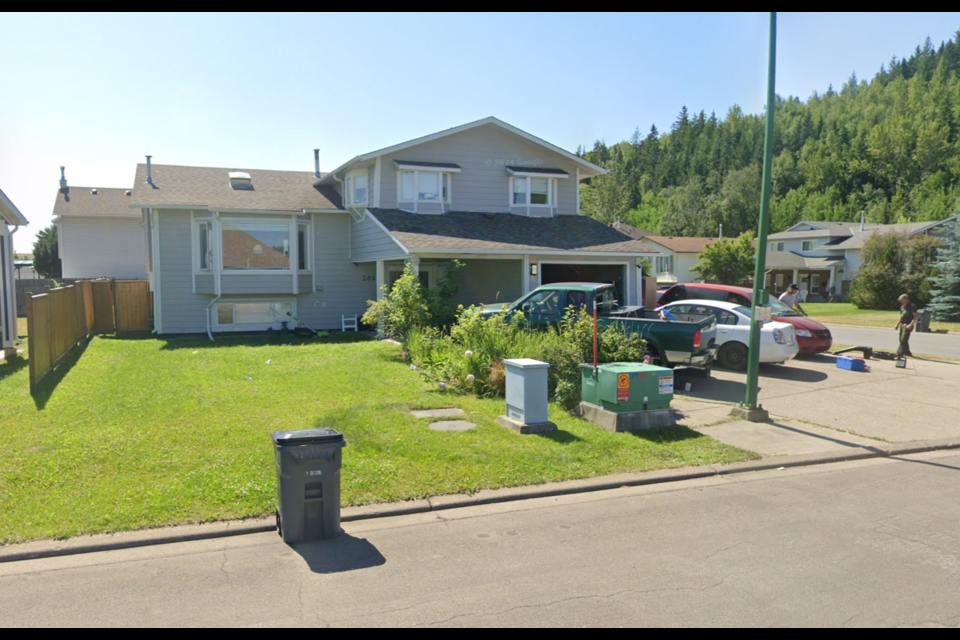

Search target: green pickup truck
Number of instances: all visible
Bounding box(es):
[479,282,717,369]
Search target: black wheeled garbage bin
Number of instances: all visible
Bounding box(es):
[271,428,346,544]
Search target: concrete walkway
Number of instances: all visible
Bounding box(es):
[3,451,960,627]
[827,324,960,359]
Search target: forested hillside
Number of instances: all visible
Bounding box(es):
[580,33,960,237]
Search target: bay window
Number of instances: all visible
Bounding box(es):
[197,220,212,271]
[511,176,554,207]
[345,171,368,206]
[398,170,451,206]
[298,223,310,271]
[222,221,290,271]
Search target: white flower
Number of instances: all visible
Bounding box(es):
[410,364,417,370]
[467,374,475,383]
[465,350,473,359]
[438,382,446,389]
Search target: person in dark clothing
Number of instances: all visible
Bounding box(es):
[895,293,917,358]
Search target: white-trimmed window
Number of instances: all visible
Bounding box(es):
[801,240,819,251]
[769,241,785,252]
[196,220,213,271]
[215,300,295,331]
[656,256,674,274]
[222,221,290,271]
[399,171,451,205]
[345,171,368,206]
[297,223,310,272]
[511,176,554,207]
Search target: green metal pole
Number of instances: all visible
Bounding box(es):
[744,12,777,411]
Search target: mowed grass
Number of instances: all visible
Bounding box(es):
[0,333,755,544]
[804,303,960,333]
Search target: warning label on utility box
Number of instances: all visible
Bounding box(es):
[617,374,630,402]
[659,376,674,395]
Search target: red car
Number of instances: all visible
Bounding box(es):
[657,283,832,356]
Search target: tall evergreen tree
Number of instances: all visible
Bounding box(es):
[33,225,61,279]
[928,222,960,321]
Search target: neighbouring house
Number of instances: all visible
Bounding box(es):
[613,222,719,285]
[1,186,29,356]
[132,117,656,335]
[52,168,147,280]
[13,253,37,279]
[764,216,960,300]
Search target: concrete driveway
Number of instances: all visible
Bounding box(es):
[826,324,960,359]
[676,354,960,443]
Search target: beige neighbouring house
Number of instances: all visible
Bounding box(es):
[52,168,147,280]
[1,186,29,356]
[613,222,719,285]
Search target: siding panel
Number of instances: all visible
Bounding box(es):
[350,214,407,262]
[60,217,148,279]
[157,210,210,334]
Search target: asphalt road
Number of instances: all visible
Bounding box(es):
[3,451,960,627]
[826,324,960,359]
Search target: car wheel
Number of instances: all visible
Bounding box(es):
[718,342,749,371]
[646,344,671,368]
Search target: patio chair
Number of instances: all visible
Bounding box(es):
[797,289,809,303]
[342,314,358,332]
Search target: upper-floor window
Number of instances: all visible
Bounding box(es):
[345,171,368,206]
[656,255,674,274]
[511,176,553,207]
[769,241,785,252]
[801,239,819,251]
[399,171,451,204]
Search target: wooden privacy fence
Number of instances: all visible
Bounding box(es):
[27,283,95,392]
[25,279,153,391]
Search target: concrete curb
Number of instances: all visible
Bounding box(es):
[3,439,959,565]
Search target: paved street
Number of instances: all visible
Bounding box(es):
[826,324,960,359]
[2,451,959,627]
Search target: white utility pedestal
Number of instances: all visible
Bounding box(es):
[496,358,557,435]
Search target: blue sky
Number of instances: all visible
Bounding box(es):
[3,12,960,251]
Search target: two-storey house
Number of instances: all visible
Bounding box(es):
[765,216,959,301]
[132,117,653,335]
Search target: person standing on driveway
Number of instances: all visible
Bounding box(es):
[779,284,806,315]
[895,293,917,358]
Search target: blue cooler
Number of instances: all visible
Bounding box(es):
[837,355,866,372]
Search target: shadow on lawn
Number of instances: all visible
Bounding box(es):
[0,355,28,383]
[31,339,91,410]
[624,425,706,444]
[155,331,374,351]
[291,534,386,574]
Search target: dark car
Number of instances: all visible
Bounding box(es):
[657,283,832,356]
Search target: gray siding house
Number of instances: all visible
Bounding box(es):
[53,170,148,280]
[132,117,653,336]
[1,187,28,355]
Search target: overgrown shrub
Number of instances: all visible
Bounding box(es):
[405,306,647,410]
[361,260,465,339]
[850,231,941,309]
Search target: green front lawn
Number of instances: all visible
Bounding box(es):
[804,303,960,333]
[0,333,755,543]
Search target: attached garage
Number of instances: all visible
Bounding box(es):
[540,262,626,304]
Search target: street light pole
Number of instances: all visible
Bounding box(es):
[739,12,777,421]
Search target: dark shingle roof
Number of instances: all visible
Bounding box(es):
[506,166,569,176]
[368,209,652,253]
[394,160,462,169]
[53,187,137,217]
[131,164,342,211]
[764,251,845,270]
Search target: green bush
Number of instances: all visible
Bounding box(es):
[405,307,646,410]
[361,260,465,339]
[850,231,941,309]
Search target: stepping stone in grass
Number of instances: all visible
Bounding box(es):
[411,408,465,419]
[428,421,476,432]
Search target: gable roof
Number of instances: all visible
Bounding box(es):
[0,187,28,226]
[641,235,719,254]
[367,209,655,255]
[612,222,653,239]
[130,164,342,212]
[765,251,845,270]
[768,216,959,246]
[318,117,607,185]
[54,186,138,218]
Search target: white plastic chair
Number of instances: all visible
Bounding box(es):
[342,314,358,332]
[797,289,809,303]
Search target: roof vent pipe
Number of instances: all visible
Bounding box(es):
[860,210,865,232]
[719,223,723,239]
[59,166,68,193]
[146,155,154,185]
[314,149,321,178]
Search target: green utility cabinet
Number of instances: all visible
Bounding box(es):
[580,362,675,412]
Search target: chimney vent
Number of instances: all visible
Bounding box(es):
[860,210,865,232]
[314,149,321,179]
[91,188,98,195]
[146,155,154,185]
[59,166,68,193]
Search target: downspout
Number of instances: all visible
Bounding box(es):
[8,225,18,345]
[205,211,222,342]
